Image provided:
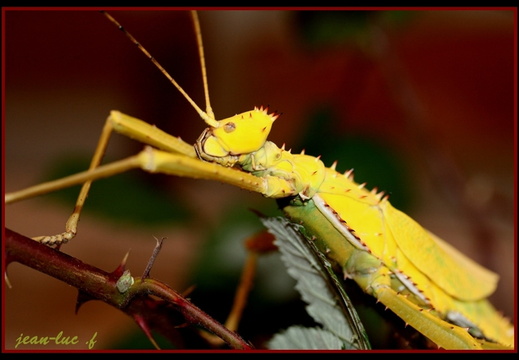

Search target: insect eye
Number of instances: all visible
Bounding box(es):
[224,122,236,133]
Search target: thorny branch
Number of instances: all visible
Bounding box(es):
[4,228,253,350]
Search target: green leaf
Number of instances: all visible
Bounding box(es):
[262,217,371,350]
[268,326,348,350]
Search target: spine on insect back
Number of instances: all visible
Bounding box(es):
[274,160,514,349]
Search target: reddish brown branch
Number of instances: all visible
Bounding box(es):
[4,228,253,350]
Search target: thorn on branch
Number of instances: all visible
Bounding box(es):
[142,236,165,279]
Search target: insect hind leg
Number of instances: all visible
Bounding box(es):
[372,285,484,350]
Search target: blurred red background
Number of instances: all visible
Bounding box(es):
[4,9,515,349]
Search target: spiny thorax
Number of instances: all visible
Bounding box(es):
[239,141,326,198]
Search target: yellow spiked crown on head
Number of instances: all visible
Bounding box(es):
[201,106,278,157]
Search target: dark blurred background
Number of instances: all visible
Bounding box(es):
[4,9,515,349]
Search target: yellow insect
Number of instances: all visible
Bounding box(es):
[4,9,514,350]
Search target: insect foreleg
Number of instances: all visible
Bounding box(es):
[110,111,197,158]
[6,111,199,245]
[6,149,266,245]
[137,147,292,197]
[30,112,120,245]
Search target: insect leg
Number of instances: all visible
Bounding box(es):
[5,141,281,240]
[371,283,486,349]
[30,113,117,245]
[5,111,196,245]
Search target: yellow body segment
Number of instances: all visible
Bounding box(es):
[313,170,513,347]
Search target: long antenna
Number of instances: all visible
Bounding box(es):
[190,11,215,121]
[101,11,219,128]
